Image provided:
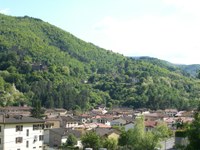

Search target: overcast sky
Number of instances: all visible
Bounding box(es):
[1,0,200,64]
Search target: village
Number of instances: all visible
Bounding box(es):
[0,105,194,150]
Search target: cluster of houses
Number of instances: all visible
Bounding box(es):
[0,106,194,150]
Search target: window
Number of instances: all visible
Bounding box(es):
[16,125,23,132]
[0,138,1,144]
[0,126,1,132]
[39,135,44,141]
[16,137,23,143]
[33,135,37,142]
[26,129,29,136]
[33,124,44,130]
[26,141,29,148]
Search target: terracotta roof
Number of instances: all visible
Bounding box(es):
[145,121,157,128]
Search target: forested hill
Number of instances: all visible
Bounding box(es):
[133,56,200,77]
[1,13,200,110]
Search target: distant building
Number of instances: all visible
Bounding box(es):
[44,108,67,117]
[48,128,83,149]
[60,116,81,128]
[91,107,108,115]
[165,109,178,117]
[124,122,135,131]
[0,106,32,116]
[0,114,45,150]
[110,118,126,126]
[95,128,120,141]
[45,116,61,128]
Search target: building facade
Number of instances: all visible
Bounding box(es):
[0,115,45,150]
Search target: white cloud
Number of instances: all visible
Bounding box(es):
[87,10,200,64]
[0,8,10,15]
[163,0,200,16]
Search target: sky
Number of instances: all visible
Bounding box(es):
[0,0,200,64]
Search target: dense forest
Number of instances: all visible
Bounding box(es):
[1,13,200,110]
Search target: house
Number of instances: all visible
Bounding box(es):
[145,120,157,131]
[0,114,45,150]
[91,115,113,126]
[121,116,134,123]
[76,123,111,130]
[91,107,107,115]
[107,107,134,117]
[44,108,67,117]
[124,122,135,131]
[48,128,83,149]
[110,118,126,126]
[144,113,165,121]
[0,106,32,116]
[95,128,120,141]
[175,111,194,118]
[80,114,92,124]
[45,116,62,128]
[165,109,178,117]
[163,117,176,129]
[60,115,81,128]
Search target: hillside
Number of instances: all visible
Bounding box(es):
[177,64,200,77]
[133,56,200,77]
[1,13,200,110]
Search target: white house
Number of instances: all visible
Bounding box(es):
[0,114,45,150]
[60,116,80,128]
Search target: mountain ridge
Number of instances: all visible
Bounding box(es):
[132,56,200,77]
[1,13,200,110]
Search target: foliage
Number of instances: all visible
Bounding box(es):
[1,13,200,110]
[66,134,77,147]
[81,131,102,150]
[102,138,118,150]
[31,100,44,118]
[175,130,187,138]
[186,112,200,150]
[118,117,171,150]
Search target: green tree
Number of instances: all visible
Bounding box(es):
[103,138,118,150]
[140,131,160,150]
[66,134,77,147]
[119,117,145,149]
[154,122,172,139]
[186,112,200,150]
[0,77,5,91]
[31,100,44,118]
[119,117,171,150]
[81,131,102,150]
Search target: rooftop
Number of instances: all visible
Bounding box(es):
[0,115,44,124]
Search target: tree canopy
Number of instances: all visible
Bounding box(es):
[1,13,200,110]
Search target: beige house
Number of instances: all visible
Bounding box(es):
[45,117,61,128]
[95,128,120,141]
